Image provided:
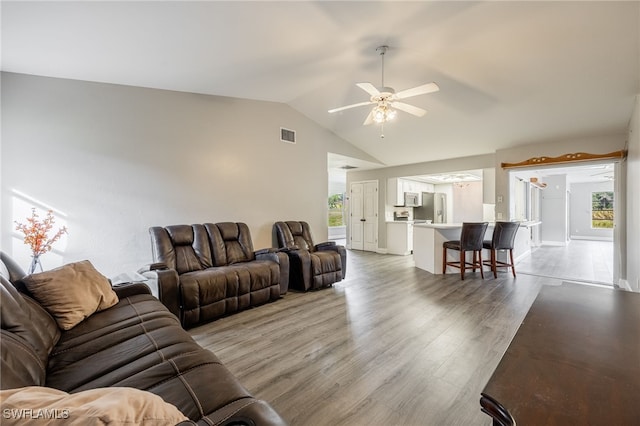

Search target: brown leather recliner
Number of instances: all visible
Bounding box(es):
[143,222,289,328]
[273,221,346,291]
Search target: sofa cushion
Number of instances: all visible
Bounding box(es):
[1,275,61,388]
[1,331,45,389]
[205,223,255,266]
[0,386,188,425]
[45,293,259,421]
[18,260,119,330]
[286,221,313,251]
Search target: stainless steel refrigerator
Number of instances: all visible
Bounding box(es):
[414,192,447,223]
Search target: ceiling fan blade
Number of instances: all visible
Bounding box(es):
[363,109,375,126]
[328,101,374,114]
[394,82,440,99]
[391,102,427,117]
[356,82,380,96]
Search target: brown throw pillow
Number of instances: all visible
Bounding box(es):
[19,260,119,330]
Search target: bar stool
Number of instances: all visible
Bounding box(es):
[442,222,489,280]
[483,221,520,278]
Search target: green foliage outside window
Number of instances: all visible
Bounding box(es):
[592,191,614,229]
[328,194,344,227]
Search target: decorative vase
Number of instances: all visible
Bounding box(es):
[28,255,43,274]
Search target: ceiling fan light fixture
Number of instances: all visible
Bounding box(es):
[373,104,396,124]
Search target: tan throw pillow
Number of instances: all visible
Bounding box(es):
[0,386,189,425]
[19,260,119,330]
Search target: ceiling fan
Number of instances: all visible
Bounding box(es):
[328,45,439,126]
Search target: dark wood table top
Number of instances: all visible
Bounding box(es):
[481,283,640,425]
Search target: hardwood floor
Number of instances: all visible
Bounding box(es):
[515,240,614,285]
[191,251,557,425]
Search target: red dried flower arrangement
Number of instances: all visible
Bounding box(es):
[15,208,68,257]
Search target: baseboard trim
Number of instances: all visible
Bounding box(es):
[514,249,531,263]
[377,248,388,254]
[570,235,613,242]
[616,279,632,291]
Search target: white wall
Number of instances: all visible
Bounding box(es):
[540,174,569,245]
[1,72,377,275]
[626,95,640,291]
[452,181,483,223]
[569,181,614,241]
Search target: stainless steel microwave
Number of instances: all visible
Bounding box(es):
[404,192,420,207]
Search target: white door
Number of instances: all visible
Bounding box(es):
[350,183,364,250]
[350,181,378,251]
[363,181,378,251]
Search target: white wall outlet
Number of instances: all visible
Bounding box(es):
[497,195,503,203]
[497,212,503,219]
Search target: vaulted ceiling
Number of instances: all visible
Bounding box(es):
[2,1,639,168]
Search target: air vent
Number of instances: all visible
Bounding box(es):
[280,127,296,144]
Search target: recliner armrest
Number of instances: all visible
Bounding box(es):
[112,282,152,298]
[255,249,279,263]
[314,241,336,250]
[138,262,168,272]
[314,243,347,279]
[254,248,271,255]
[254,249,290,295]
[278,246,299,253]
[279,248,312,291]
[138,266,181,320]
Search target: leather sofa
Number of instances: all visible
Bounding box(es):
[144,222,289,328]
[273,221,346,291]
[0,251,287,425]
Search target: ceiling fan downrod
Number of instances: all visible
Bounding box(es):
[376,45,389,89]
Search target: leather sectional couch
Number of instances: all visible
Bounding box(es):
[0,251,287,425]
[144,222,289,328]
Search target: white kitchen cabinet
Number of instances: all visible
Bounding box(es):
[388,178,436,206]
[387,178,404,206]
[386,222,414,255]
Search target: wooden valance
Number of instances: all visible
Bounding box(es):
[501,150,626,169]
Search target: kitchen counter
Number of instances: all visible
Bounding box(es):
[413,221,541,229]
[413,222,536,274]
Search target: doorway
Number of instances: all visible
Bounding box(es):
[509,162,616,285]
[349,180,378,251]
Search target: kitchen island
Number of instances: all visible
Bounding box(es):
[413,222,539,275]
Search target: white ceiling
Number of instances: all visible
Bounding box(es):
[2,1,639,169]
